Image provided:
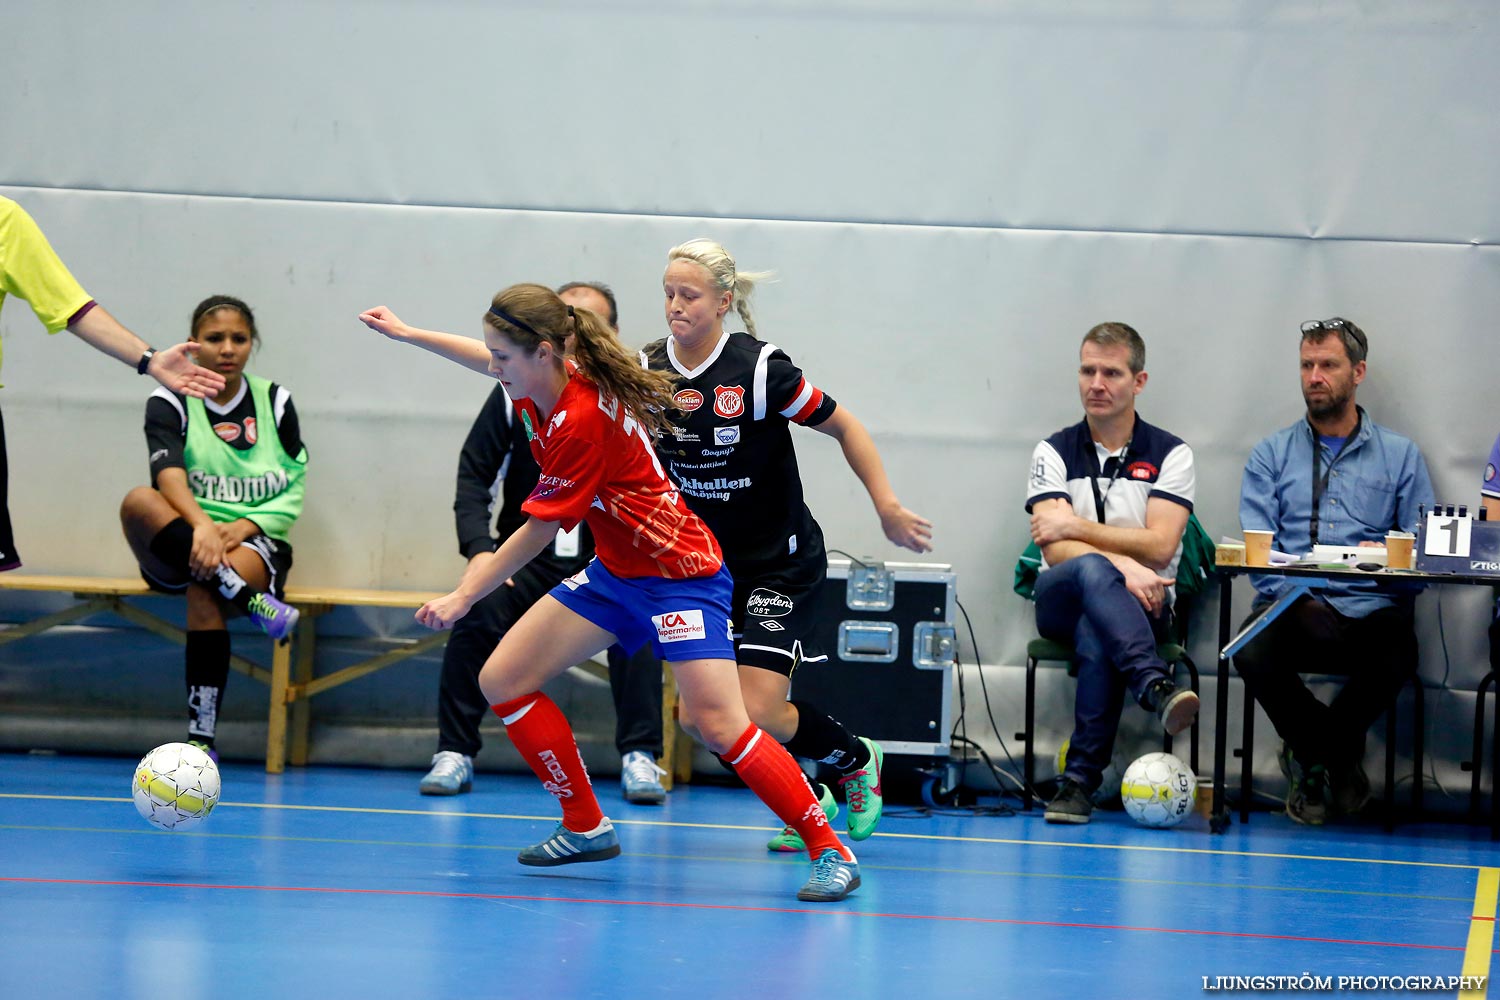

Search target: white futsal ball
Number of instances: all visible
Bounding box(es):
[1120,751,1196,829]
[132,742,221,831]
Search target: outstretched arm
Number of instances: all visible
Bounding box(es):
[358,306,492,375]
[69,307,226,398]
[811,406,932,553]
[416,516,560,629]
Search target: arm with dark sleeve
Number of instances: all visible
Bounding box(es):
[454,386,512,559]
[145,395,187,487]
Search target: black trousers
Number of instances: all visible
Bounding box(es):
[1232,595,1417,767]
[0,405,21,571]
[434,556,663,760]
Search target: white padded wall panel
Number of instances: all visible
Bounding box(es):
[3,1,1494,242]
[4,185,1496,686]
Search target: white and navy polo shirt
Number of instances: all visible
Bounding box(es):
[1025,415,1195,579]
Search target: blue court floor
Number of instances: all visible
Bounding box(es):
[1,751,1496,1000]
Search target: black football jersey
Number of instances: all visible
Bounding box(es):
[641,331,838,565]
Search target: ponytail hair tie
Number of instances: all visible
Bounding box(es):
[567,305,576,319]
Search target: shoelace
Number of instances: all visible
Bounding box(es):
[430,753,467,778]
[838,769,870,812]
[622,753,665,784]
[809,852,853,889]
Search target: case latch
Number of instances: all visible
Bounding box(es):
[845,560,895,612]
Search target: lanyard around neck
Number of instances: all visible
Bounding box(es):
[1088,435,1132,525]
[1308,412,1361,546]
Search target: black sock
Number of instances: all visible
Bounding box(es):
[149,518,262,614]
[185,629,232,743]
[783,700,868,771]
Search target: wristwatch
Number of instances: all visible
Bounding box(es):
[136,348,156,375]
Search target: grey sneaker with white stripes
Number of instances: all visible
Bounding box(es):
[517,818,622,867]
[796,847,861,902]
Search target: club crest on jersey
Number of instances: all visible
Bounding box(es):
[673,388,705,412]
[1489,463,1497,483]
[714,426,740,446]
[1125,460,1159,481]
[213,421,241,443]
[654,609,706,643]
[713,385,745,419]
[521,410,536,441]
[244,417,258,445]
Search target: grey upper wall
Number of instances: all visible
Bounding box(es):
[4,1,1494,240]
[1,0,1497,677]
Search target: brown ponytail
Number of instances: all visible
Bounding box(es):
[483,283,677,437]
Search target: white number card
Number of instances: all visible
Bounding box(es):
[554,524,581,558]
[1423,512,1472,558]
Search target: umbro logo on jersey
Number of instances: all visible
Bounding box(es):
[713,385,745,419]
[673,388,705,412]
[760,620,785,632]
[213,421,241,442]
[714,426,740,445]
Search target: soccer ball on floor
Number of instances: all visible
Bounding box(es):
[132,742,221,831]
[1120,751,1196,829]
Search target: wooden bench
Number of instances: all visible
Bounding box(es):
[0,574,689,787]
[0,574,445,774]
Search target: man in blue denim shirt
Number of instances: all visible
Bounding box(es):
[1235,317,1434,825]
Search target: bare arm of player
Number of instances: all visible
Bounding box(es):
[811,406,933,553]
[68,307,226,399]
[1486,497,1500,521]
[416,517,562,630]
[1030,494,1189,572]
[357,306,493,375]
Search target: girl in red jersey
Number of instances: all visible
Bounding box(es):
[358,285,860,901]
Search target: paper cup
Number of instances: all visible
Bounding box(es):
[1385,531,1415,570]
[1244,530,1273,567]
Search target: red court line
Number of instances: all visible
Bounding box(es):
[1,876,1479,952]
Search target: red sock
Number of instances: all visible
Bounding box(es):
[493,692,604,832]
[726,723,851,862]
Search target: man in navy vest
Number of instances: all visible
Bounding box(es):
[1026,322,1200,824]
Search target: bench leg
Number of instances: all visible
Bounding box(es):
[266,636,292,775]
[661,664,694,786]
[289,614,317,767]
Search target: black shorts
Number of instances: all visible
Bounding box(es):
[730,552,829,677]
[0,406,18,572]
[142,533,295,599]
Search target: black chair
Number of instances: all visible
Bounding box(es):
[1236,668,1423,830]
[1017,634,1200,811]
[1467,670,1499,839]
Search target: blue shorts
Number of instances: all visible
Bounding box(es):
[549,559,736,663]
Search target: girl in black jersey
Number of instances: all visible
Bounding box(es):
[119,296,307,759]
[647,238,933,849]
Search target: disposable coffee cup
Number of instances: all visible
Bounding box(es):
[1243,530,1273,567]
[1385,531,1415,570]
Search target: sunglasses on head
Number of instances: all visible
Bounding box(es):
[1300,317,1366,351]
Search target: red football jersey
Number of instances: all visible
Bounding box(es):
[516,371,723,580]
